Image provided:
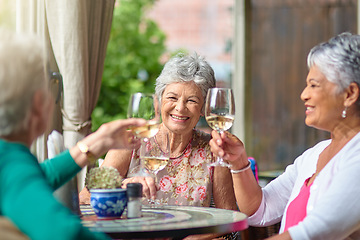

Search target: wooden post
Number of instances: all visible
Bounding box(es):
[232,0,248,141]
[358,0,360,34]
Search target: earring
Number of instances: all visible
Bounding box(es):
[342,107,348,118]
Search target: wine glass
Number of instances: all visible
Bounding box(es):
[140,132,170,207]
[205,88,235,168]
[127,93,161,141]
[127,93,161,176]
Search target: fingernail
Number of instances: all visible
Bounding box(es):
[219,151,224,157]
[217,139,221,144]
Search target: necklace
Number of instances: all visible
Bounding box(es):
[154,135,192,159]
[170,140,191,159]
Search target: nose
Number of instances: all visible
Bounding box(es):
[300,86,309,102]
[175,100,187,112]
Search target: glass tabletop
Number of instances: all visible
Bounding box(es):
[81,204,248,239]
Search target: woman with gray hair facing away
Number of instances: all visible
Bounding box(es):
[210,32,360,239]
[80,53,238,239]
[0,29,146,240]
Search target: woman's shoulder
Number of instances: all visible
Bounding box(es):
[0,140,34,163]
[191,129,211,149]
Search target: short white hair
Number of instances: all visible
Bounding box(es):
[307,32,360,93]
[155,52,216,112]
[0,29,48,136]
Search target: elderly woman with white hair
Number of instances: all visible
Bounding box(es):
[80,53,238,239]
[210,32,360,240]
[0,29,145,240]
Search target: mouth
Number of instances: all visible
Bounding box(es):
[305,105,314,115]
[170,114,190,121]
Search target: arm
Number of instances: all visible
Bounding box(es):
[212,166,238,210]
[0,151,109,240]
[101,149,133,177]
[69,118,145,168]
[79,146,157,203]
[73,118,145,204]
[209,130,263,216]
[42,118,146,191]
[40,150,81,190]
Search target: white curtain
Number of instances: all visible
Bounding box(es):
[11,0,60,162]
[45,0,115,189]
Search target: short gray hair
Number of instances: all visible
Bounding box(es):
[307,32,360,94]
[0,29,48,136]
[155,52,216,108]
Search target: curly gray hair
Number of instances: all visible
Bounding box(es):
[155,52,216,111]
[0,29,48,136]
[307,32,360,97]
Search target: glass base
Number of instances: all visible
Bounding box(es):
[142,198,166,208]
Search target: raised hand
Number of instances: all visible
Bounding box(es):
[209,130,248,170]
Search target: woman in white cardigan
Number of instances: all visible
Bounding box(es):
[210,32,360,240]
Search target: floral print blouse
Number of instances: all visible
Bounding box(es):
[127,129,214,207]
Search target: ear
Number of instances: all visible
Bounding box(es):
[344,82,360,107]
[29,90,48,137]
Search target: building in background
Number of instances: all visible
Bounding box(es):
[147,0,234,87]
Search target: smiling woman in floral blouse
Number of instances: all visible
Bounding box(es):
[80,53,238,239]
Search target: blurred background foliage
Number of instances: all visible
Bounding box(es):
[92,0,172,131]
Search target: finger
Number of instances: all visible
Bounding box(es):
[209,138,225,157]
[144,177,157,200]
[109,118,147,134]
[124,177,152,199]
[124,131,141,149]
[141,181,152,199]
[120,118,147,128]
[211,130,222,145]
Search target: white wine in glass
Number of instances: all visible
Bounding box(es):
[143,156,169,173]
[127,93,160,141]
[140,132,170,207]
[127,93,161,176]
[205,88,235,168]
[130,120,160,139]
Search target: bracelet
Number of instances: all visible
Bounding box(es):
[230,160,251,174]
[77,141,97,166]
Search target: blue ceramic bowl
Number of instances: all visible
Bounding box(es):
[90,188,127,218]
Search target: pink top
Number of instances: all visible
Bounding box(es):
[284,177,312,231]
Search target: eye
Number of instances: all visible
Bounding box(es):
[308,80,319,88]
[188,99,198,103]
[167,96,177,100]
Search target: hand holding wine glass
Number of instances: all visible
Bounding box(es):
[205,88,235,168]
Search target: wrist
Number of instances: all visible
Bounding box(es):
[76,141,98,166]
[230,159,251,174]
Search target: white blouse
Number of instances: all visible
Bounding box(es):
[248,132,360,240]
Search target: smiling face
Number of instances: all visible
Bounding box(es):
[161,81,204,135]
[300,65,345,131]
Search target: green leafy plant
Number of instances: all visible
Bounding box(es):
[92,0,167,131]
[85,166,124,189]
